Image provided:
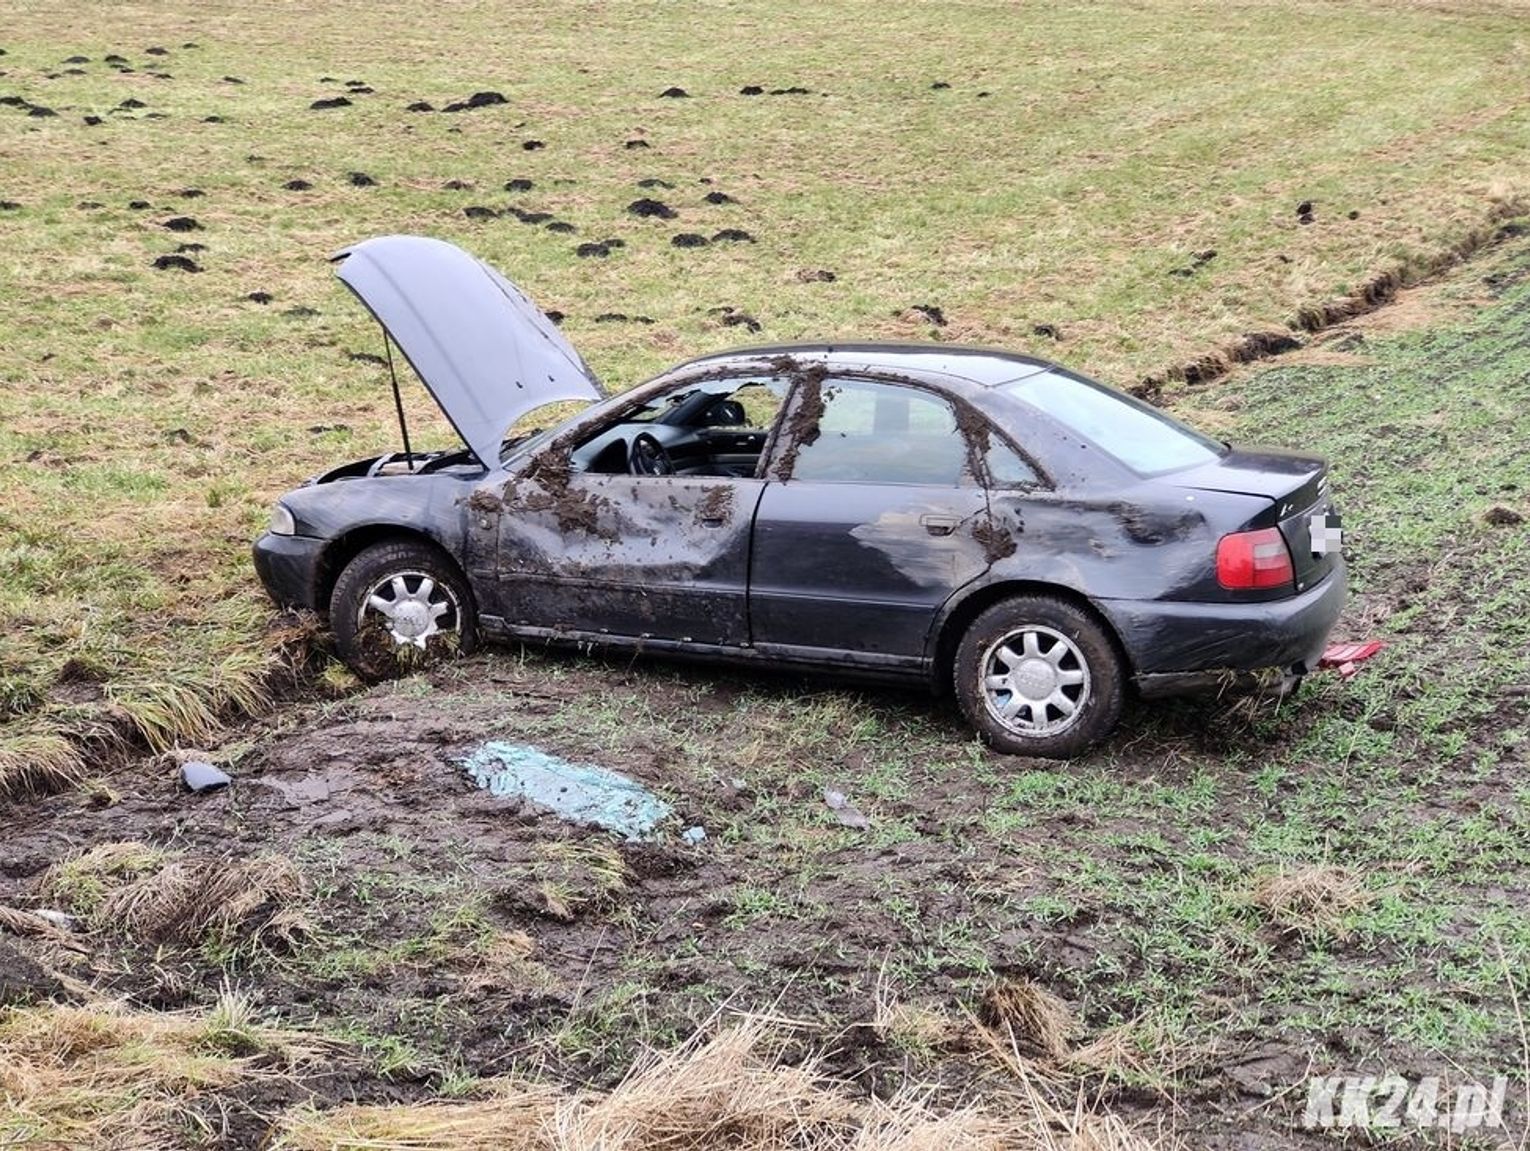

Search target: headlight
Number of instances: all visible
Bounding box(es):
[268,503,296,536]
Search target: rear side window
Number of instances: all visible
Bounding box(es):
[1002,369,1223,475]
[791,378,966,485]
[984,438,1042,487]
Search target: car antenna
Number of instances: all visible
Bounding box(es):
[380,324,414,472]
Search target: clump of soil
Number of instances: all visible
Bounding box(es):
[629,198,677,220]
[127,199,150,209]
[82,115,102,126]
[505,178,533,192]
[796,267,836,283]
[178,188,204,198]
[720,309,761,332]
[625,139,650,150]
[1485,506,1524,526]
[901,303,947,327]
[508,207,552,225]
[1296,200,1315,225]
[223,75,244,84]
[546,221,576,234]
[406,100,433,112]
[152,254,201,272]
[770,86,811,95]
[576,241,614,258]
[117,98,147,110]
[522,140,544,151]
[0,200,21,211]
[703,191,736,205]
[27,105,58,118]
[162,216,200,232]
[771,358,829,477]
[247,292,273,304]
[444,90,508,112]
[310,96,352,110]
[638,178,674,190]
[283,179,312,191]
[672,233,709,248]
[740,85,764,95]
[176,242,206,254]
[931,81,951,90]
[1032,323,1062,340]
[712,229,753,243]
[972,520,1018,562]
[463,205,499,220]
[443,179,472,191]
[659,87,689,98]
[348,172,377,187]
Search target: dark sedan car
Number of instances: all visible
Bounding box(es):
[254,235,1346,757]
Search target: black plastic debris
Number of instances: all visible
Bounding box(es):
[181,761,231,792]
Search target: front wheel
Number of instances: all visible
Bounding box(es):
[330,540,478,681]
[954,595,1124,758]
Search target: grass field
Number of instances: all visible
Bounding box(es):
[2,1,1530,1146]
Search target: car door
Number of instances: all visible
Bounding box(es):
[490,374,789,645]
[749,374,995,665]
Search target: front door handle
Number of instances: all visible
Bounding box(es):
[920,513,960,536]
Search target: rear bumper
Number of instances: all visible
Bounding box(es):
[1098,563,1346,691]
[252,532,327,611]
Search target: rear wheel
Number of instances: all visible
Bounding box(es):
[954,595,1124,758]
[330,540,477,681]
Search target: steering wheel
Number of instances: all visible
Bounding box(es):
[628,432,675,476]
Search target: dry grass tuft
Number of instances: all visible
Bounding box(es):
[979,979,1078,1063]
[0,730,85,802]
[39,841,171,917]
[1249,864,1374,939]
[0,993,320,1149]
[101,853,307,949]
[525,840,631,922]
[41,843,308,950]
[277,1013,1157,1151]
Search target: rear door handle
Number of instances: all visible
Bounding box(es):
[920,513,960,536]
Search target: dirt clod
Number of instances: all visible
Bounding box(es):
[795,267,836,283]
[1032,323,1062,340]
[247,292,273,304]
[703,191,735,205]
[624,138,650,149]
[152,254,201,272]
[712,228,753,243]
[310,96,351,110]
[740,85,764,95]
[463,205,499,220]
[505,178,533,192]
[406,100,434,112]
[162,216,200,232]
[659,86,689,98]
[347,171,377,187]
[1485,506,1524,526]
[672,232,709,248]
[283,179,312,191]
[629,198,677,219]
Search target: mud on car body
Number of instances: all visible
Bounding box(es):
[253,235,1347,758]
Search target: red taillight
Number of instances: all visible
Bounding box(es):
[1216,527,1294,590]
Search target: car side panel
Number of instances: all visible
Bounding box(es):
[750,482,993,658]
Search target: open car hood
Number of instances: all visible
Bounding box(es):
[331,235,602,466]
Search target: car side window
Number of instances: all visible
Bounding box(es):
[984,437,1043,487]
[789,378,968,485]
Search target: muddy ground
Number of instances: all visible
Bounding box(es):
[6,241,1530,1147]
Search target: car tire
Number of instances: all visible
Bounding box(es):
[954,595,1124,759]
[330,539,478,681]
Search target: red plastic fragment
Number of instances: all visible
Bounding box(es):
[1318,640,1384,679]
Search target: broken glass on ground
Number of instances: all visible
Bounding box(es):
[459,741,672,840]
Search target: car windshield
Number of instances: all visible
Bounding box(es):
[1001,369,1224,474]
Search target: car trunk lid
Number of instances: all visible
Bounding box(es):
[332,235,603,467]
[1169,446,1339,592]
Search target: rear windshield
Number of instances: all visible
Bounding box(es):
[1001,370,1224,475]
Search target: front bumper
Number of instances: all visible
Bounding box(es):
[1098,563,1347,693]
[252,532,328,611]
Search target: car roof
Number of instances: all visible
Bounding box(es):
[674,342,1059,388]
